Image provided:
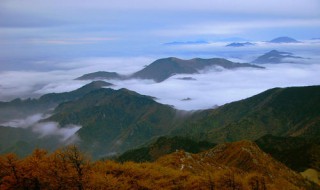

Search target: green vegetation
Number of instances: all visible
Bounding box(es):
[116,136,216,162]
[173,85,320,143]
[256,134,320,172]
[0,81,111,123]
[49,88,179,158]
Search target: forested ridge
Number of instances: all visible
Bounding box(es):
[0,142,318,190]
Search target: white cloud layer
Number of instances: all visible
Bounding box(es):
[0,44,319,110]
[1,113,81,142]
[110,63,320,110]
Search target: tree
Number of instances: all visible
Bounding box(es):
[0,153,22,189]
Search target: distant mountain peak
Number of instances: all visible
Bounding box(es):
[252,49,303,64]
[81,80,113,88]
[76,71,122,80]
[132,57,263,82]
[226,42,254,47]
[269,36,300,43]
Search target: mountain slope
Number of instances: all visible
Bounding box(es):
[48,88,182,158]
[0,81,111,123]
[116,136,216,162]
[256,134,320,172]
[0,125,74,157]
[173,85,320,143]
[3,141,317,190]
[131,57,263,82]
[157,140,316,189]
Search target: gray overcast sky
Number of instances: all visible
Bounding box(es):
[0,0,320,70]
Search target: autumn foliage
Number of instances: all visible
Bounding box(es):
[0,144,317,190]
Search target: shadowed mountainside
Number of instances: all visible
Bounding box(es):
[173,85,320,143]
[116,136,216,163]
[0,81,112,123]
[256,134,320,172]
[47,88,184,158]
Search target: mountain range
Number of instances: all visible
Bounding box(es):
[76,57,264,83]
[1,81,320,188]
[2,83,320,159]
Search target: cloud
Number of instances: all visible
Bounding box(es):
[0,70,87,100]
[0,57,151,101]
[1,113,49,128]
[109,62,320,110]
[32,122,81,142]
[1,113,81,142]
[0,44,319,110]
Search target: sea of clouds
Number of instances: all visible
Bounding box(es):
[0,41,319,111]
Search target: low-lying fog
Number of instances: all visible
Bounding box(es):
[1,113,81,143]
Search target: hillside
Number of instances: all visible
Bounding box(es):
[131,57,263,82]
[256,134,320,172]
[48,88,182,158]
[116,136,216,162]
[0,125,78,157]
[1,141,317,190]
[173,85,320,143]
[0,81,111,123]
[157,140,316,189]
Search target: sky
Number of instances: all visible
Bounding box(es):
[0,0,320,67]
[0,0,320,110]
